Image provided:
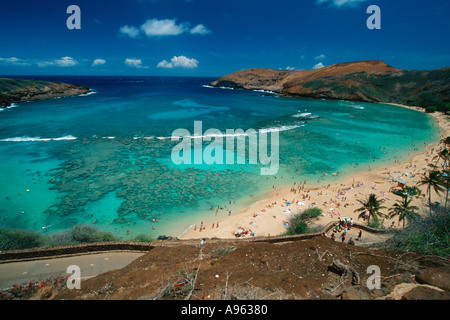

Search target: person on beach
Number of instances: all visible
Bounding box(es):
[357,229,362,241]
[341,232,346,242]
[348,237,355,245]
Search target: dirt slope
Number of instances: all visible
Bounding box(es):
[52,236,450,300]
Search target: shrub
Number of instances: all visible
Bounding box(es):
[383,206,450,258]
[70,224,119,243]
[284,207,323,235]
[0,228,43,251]
[367,217,385,229]
[425,106,437,113]
[285,216,308,235]
[132,233,153,243]
[299,207,323,220]
[0,224,120,251]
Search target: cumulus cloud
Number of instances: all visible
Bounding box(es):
[125,58,148,69]
[316,0,369,7]
[157,55,199,69]
[119,18,211,38]
[141,18,188,37]
[315,54,326,60]
[285,66,295,71]
[56,56,78,67]
[190,24,212,35]
[38,56,78,67]
[119,25,140,38]
[0,57,30,66]
[92,59,106,67]
[313,62,325,69]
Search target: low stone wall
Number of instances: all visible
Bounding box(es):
[0,222,395,263]
[0,241,155,264]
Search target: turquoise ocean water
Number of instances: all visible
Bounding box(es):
[0,76,440,238]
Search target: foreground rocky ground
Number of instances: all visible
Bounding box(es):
[35,236,449,300]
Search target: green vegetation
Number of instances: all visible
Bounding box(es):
[0,228,44,251]
[302,80,325,91]
[418,170,445,213]
[389,197,420,228]
[0,78,52,93]
[284,207,322,235]
[354,193,386,225]
[0,224,153,251]
[384,206,450,258]
[382,136,450,258]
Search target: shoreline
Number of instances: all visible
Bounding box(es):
[179,104,448,241]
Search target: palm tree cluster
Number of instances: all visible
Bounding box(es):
[419,136,450,209]
[354,136,450,229]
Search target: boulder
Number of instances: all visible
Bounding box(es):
[402,286,450,300]
[342,285,372,300]
[415,268,450,291]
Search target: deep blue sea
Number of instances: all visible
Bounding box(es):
[0,76,440,238]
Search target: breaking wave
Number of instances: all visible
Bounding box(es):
[292,112,319,120]
[0,135,77,142]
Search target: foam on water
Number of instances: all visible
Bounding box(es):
[0,135,77,142]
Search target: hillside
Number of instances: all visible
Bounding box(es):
[210,60,450,111]
[0,78,91,108]
[49,236,450,300]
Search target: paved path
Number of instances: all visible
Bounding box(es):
[0,252,144,290]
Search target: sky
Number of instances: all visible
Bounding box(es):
[0,0,449,77]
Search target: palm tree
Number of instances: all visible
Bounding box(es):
[354,193,386,225]
[440,136,450,147]
[418,170,444,213]
[433,147,449,169]
[389,196,419,228]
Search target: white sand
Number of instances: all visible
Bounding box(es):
[179,106,449,240]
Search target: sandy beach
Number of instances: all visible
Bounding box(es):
[180,105,449,240]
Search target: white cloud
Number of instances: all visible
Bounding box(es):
[92,59,106,67]
[313,62,325,69]
[119,25,140,38]
[125,58,147,69]
[38,56,78,67]
[315,54,326,60]
[156,60,173,69]
[190,24,212,35]
[285,66,295,71]
[119,18,211,38]
[157,55,199,69]
[0,57,30,66]
[55,57,78,67]
[141,19,188,37]
[316,0,369,7]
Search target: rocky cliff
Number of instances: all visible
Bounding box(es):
[210,60,450,108]
[0,78,91,108]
